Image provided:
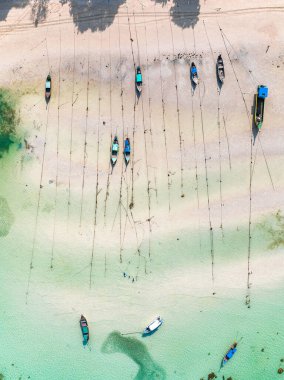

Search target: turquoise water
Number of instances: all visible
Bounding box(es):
[0,146,284,380]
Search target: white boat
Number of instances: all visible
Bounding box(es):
[143,316,163,335]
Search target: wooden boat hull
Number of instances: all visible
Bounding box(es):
[136,67,142,93]
[190,63,198,85]
[124,138,131,166]
[217,56,225,83]
[111,138,119,166]
[254,93,265,129]
[192,77,198,85]
[80,315,89,346]
[45,75,51,100]
[111,156,118,165]
[124,154,130,165]
[218,71,225,83]
[136,84,142,93]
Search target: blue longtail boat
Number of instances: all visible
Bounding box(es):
[221,342,237,368]
[254,85,268,129]
[190,62,199,85]
[124,138,131,166]
[79,315,89,346]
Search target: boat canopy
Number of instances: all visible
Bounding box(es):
[148,319,161,331]
[191,66,197,74]
[258,86,268,99]
[112,143,119,152]
[227,348,237,359]
[124,145,130,153]
[46,81,51,89]
[136,73,142,82]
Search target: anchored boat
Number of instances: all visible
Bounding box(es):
[45,74,51,100]
[221,342,237,368]
[124,138,131,166]
[79,315,89,346]
[254,85,268,129]
[136,66,142,93]
[217,54,225,83]
[111,136,119,166]
[190,62,199,85]
[143,316,163,336]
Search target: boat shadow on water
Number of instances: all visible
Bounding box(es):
[141,329,158,338]
[101,331,166,380]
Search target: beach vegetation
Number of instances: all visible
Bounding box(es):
[258,210,284,249]
[0,88,19,156]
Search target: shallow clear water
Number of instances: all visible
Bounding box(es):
[0,146,283,380]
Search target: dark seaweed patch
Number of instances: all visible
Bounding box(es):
[101,331,166,379]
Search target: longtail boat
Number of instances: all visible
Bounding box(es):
[142,316,163,336]
[221,342,237,368]
[79,315,89,346]
[111,136,119,166]
[254,85,268,129]
[124,138,131,166]
[190,62,199,85]
[217,54,225,83]
[45,74,51,101]
[136,66,142,93]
